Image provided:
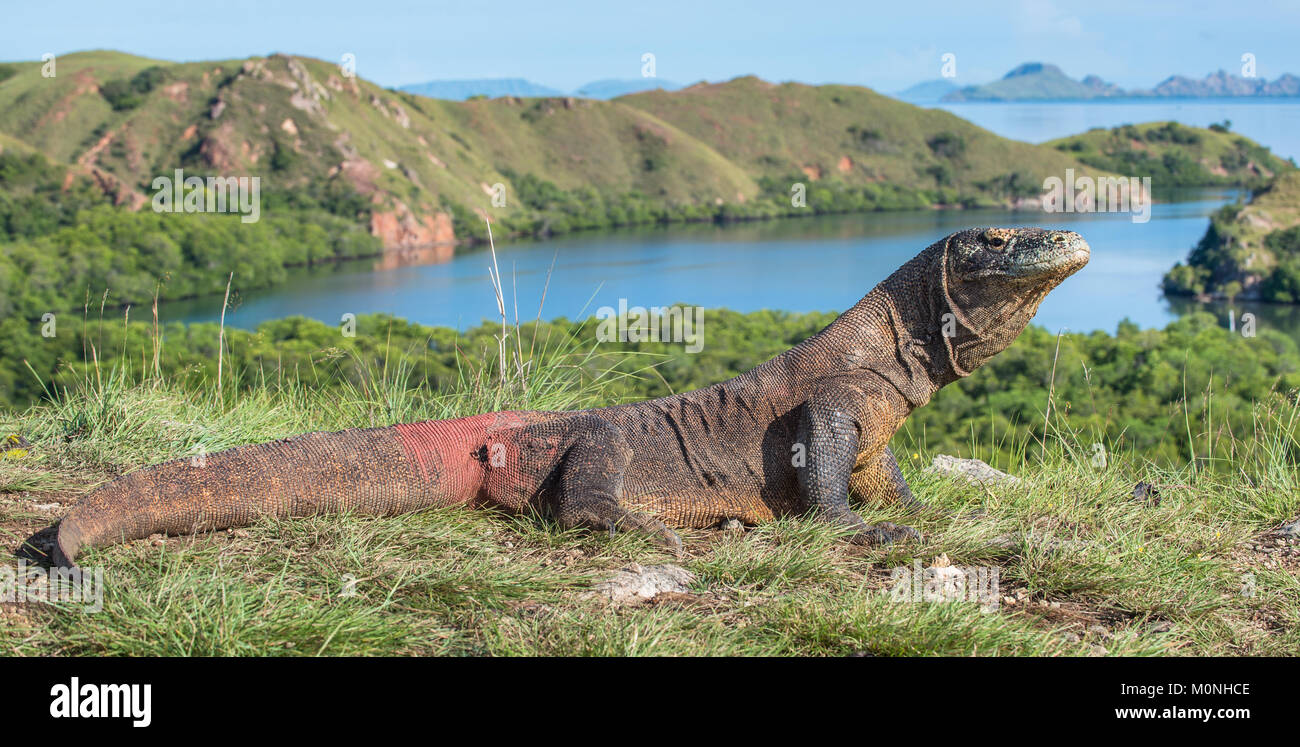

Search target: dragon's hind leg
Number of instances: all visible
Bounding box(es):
[552,416,683,555]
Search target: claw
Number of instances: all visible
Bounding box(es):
[656,527,684,558]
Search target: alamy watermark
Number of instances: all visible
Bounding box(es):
[596,300,704,353]
[1,559,103,613]
[151,169,261,224]
[1042,168,1151,224]
[49,677,151,727]
[940,52,957,78]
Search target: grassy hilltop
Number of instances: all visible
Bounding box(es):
[620,75,1091,199]
[1,315,1297,656]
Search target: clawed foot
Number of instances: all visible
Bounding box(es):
[816,507,921,546]
[605,510,683,558]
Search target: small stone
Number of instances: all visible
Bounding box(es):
[588,563,694,605]
[1050,601,1061,609]
[1087,624,1110,638]
[719,518,744,532]
[1002,596,1016,607]
[1276,517,1300,538]
[1089,644,1108,657]
[1062,632,1081,643]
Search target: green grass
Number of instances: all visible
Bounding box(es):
[2,338,1297,657]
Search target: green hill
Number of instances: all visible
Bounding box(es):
[1048,121,1292,189]
[620,76,1094,202]
[0,51,757,243]
[0,51,1120,246]
[1164,170,1300,302]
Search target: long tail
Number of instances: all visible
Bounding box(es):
[53,418,491,569]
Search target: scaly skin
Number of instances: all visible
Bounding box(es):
[49,227,1089,568]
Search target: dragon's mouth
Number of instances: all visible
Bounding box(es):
[1003,240,1090,278]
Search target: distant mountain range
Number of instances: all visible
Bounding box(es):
[893,79,959,104]
[399,78,564,100]
[398,77,682,100]
[897,62,1300,103]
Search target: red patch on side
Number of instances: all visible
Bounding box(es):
[393,415,493,495]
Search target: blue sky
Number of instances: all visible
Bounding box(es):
[2,0,1297,92]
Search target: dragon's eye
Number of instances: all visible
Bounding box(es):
[985,233,1006,250]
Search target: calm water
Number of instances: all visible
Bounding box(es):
[167,189,1282,337]
[933,99,1300,162]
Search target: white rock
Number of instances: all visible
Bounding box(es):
[589,563,693,604]
[925,455,1021,486]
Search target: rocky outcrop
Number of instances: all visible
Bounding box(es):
[369,204,455,250]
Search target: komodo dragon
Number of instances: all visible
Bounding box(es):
[49,227,1089,569]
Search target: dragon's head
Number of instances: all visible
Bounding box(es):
[937,227,1089,375]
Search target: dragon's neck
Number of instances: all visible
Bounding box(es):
[741,247,954,407]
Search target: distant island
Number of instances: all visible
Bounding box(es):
[897,62,1300,103]
[398,77,682,101]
